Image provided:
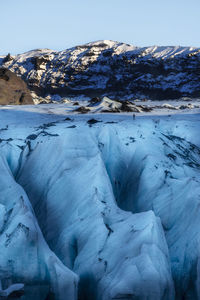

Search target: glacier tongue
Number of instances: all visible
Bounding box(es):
[16,129,173,300]
[0,108,200,299]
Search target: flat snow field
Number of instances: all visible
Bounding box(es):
[0,100,200,121]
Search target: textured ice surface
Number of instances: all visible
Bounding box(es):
[0,154,78,299]
[0,106,200,299]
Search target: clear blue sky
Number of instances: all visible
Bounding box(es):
[1,0,200,55]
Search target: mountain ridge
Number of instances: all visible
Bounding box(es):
[1,40,200,100]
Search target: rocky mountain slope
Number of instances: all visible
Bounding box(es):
[0,68,33,105]
[1,40,200,100]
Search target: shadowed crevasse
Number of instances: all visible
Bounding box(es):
[13,128,173,300]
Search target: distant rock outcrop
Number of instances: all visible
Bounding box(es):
[1,40,200,100]
[0,68,33,105]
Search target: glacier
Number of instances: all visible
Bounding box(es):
[0,106,200,299]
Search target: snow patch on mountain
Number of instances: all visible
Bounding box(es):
[1,40,200,100]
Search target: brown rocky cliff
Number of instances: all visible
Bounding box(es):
[0,68,33,105]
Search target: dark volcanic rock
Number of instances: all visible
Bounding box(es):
[74,106,90,114]
[87,118,102,125]
[0,68,33,105]
[120,101,135,112]
[2,53,14,64]
[89,97,101,105]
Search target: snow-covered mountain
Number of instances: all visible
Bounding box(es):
[0,105,200,299]
[1,40,200,100]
